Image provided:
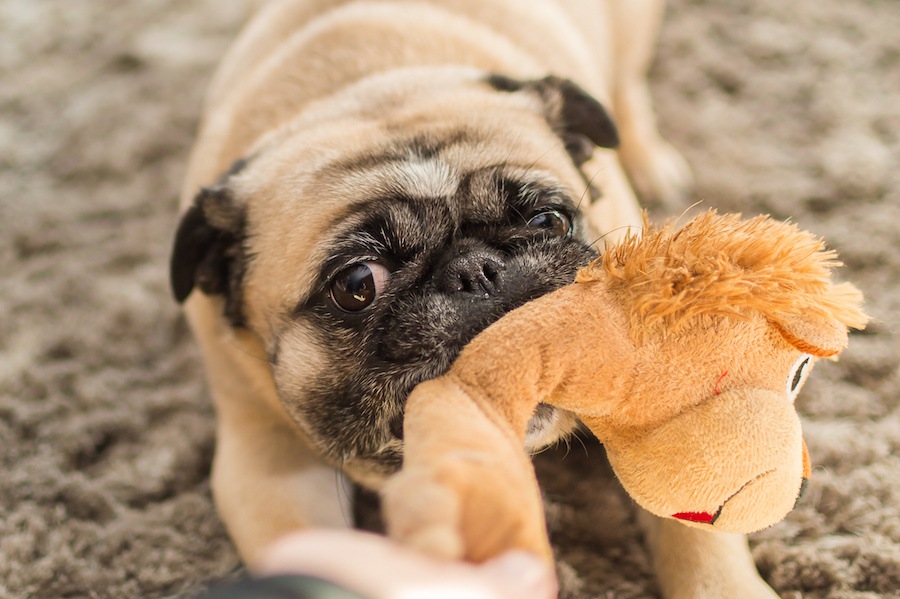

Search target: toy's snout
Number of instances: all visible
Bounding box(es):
[603,388,806,533]
[670,440,811,526]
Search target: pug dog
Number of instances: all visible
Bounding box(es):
[171,0,777,597]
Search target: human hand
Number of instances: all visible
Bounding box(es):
[253,529,557,599]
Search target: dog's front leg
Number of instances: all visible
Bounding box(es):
[212,398,352,569]
[607,0,693,206]
[187,298,352,569]
[639,511,779,599]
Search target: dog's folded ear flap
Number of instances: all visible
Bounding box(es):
[170,184,247,322]
[486,74,620,154]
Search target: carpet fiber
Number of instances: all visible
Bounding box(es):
[1,1,897,597]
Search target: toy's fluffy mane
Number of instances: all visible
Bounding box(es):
[578,211,868,340]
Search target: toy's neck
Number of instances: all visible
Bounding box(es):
[450,280,635,442]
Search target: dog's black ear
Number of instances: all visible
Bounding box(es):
[486,74,620,159]
[170,184,247,324]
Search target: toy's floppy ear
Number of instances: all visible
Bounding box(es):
[486,74,619,164]
[771,281,868,357]
[772,314,848,358]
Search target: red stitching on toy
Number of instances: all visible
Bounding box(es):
[714,370,729,395]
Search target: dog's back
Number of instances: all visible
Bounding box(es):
[182,0,619,204]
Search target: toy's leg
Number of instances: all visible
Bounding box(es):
[639,511,779,599]
[606,0,692,207]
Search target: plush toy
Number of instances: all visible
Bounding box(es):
[381,211,868,564]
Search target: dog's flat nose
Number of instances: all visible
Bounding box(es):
[438,252,505,298]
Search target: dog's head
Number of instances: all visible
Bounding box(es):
[171,69,619,484]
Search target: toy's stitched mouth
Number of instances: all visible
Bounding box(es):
[671,510,719,524]
[671,469,775,525]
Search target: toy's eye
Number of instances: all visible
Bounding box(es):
[787,354,813,399]
[329,262,389,312]
[526,210,572,237]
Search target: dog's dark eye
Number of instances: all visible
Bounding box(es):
[330,262,389,312]
[526,210,572,237]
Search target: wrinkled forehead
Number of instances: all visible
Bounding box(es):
[316,125,581,216]
[235,111,582,326]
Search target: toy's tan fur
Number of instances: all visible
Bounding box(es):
[383,211,867,591]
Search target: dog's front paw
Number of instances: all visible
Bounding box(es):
[663,575,779,599]
[643,515,781,599]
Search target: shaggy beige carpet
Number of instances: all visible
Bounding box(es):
[1,1,897,597]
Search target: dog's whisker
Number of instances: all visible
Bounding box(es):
[576,166,605,213]
[525,139,566,173]
[674,200,705,226]
[588,224,644,252]
[502,129,525,167]
[334,457,354,528]
[558,433,573,460]
[572,429,590,459]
